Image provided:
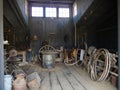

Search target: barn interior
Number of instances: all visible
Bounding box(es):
[0,0,119,90]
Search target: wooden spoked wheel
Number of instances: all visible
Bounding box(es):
[38,45,57,61]
[92,48,111,81]
[39,45,56,54]
[86,46,97,74]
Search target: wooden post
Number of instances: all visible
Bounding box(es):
[0,0,4,89]
[118,0,120,89]
[74,22,77,47]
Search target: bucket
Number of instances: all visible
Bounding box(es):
[43,54,55,68]
[4,75,12,90]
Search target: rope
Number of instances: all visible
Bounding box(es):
[90,48,111,81]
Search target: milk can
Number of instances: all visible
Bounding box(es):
[4,75,12,90]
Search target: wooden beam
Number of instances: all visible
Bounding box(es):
[28,1,74,5]
[118,0,120,89]
[0,0,4,89]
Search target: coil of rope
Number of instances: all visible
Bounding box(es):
[90,48,111,81]
[64,42,87,66]
[64,48,79,66]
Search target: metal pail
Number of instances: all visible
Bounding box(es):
[4,75,12,90]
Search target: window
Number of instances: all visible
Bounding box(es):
[31,6,70,18]
[59,8,70,18]
[32,7,43,17]
[73,3,77,16]
[25,0,28,16]
[45,7,57,17]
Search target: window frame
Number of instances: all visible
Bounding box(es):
[45,7,57,18]
[32,7,44,17]
[58,8,70,18]
[31,5,71,18]
[73,2,77,17]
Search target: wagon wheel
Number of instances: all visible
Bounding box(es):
[86,46,97,73]
[38,45,56,61]
[92,48,111,81]
[39,45,56,54]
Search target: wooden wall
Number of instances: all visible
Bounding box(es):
[73,0,93,23]
[29,3,74,53]
[0,0,4,89]
[74,0,117,52]
[3,0,30,50]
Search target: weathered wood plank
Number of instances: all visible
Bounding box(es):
[49,71,62,90]
[62,66,85,90]
[22,64,117,90]
[56,70,73,90]
[41,71,51,90]
[73,66,117,90]
[68,66,93,90]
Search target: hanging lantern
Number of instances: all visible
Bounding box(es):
[33,35,38,41]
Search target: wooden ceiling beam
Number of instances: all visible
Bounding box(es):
[28,0,74,4]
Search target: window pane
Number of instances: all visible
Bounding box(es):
[32,7,43,17]
[59,8,70,18]
[45,7,57,17]
[73,3,77,16]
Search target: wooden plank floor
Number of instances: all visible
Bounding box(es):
[22,63,117,90]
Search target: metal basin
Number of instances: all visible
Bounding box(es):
[42,54,56,68]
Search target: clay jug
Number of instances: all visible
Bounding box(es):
[13,74,27,90]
